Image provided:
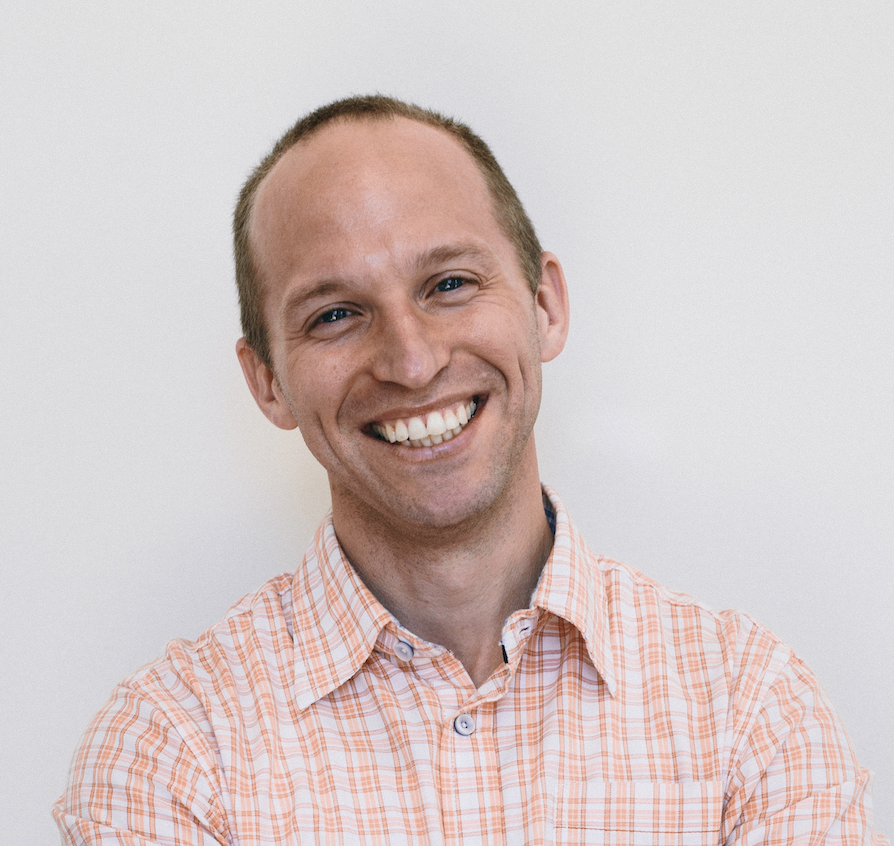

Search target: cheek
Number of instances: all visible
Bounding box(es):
[291,402,346,472]
[280,366,335,433]
[487,307,543,378]
[464,300,537,352]
[291,355,365,442]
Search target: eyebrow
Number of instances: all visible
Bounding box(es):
[409,243,500,275]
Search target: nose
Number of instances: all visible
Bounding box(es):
[368,305,449,388]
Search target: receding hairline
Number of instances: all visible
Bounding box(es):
[234,96,544,368]
[244,112,502,287]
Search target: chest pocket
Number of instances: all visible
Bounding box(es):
[554,780,723,846]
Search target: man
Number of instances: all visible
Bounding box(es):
[55,96,884,844]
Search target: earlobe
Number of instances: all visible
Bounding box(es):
[235,338,299,430]
[535,252,570,363]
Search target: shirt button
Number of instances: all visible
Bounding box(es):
[454,713,476,737]
[394,640,415,662]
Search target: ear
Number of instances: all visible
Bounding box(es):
[535,252,570,363]
[236,338,299,430]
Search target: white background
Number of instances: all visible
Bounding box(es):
[1,3,891,841]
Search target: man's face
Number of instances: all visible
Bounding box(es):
[240,118,567,531]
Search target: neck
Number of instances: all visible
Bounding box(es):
[330,445,553,688]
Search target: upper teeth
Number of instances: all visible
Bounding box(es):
[372,399,478,447]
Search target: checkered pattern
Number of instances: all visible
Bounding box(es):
[55,486,886,844]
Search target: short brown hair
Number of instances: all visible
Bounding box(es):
[233,95,543,367]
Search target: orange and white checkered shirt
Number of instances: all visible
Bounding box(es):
[55,486,886,844]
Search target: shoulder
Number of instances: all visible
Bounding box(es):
[74,570,300,767]
[591,553,799,707]
[122,571,298,715]
[596,553,788,654]
[545,486,795,701]
[55,572,300,836]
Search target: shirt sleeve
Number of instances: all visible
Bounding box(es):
[722,652,887,845]
[53,685,231,846]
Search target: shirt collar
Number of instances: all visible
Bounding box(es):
[288,517,394,710]
[532,485,618,696]
[288,485,617,708]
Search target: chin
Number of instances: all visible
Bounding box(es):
[379,475,511,533]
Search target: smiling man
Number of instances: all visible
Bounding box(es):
[235,108,566,690]
[55,96,884,844]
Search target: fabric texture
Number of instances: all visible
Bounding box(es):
[55,486,886,845]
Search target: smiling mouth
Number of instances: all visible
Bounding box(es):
[369,397,480,447]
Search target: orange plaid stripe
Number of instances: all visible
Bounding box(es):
[54,487,886,844]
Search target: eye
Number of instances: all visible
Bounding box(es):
[434,276,467,293]
[317,307,353,324]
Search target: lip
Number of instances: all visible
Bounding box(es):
[365,393,483,429]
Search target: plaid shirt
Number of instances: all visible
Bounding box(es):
[55,486,885,844]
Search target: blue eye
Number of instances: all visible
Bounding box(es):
[319,307,352,324]
[435,277,466,292]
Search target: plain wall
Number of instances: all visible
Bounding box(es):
[1,3,891,841]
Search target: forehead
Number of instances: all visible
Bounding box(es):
[248,117,505,282]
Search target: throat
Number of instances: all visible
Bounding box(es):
[335,484,554,687]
